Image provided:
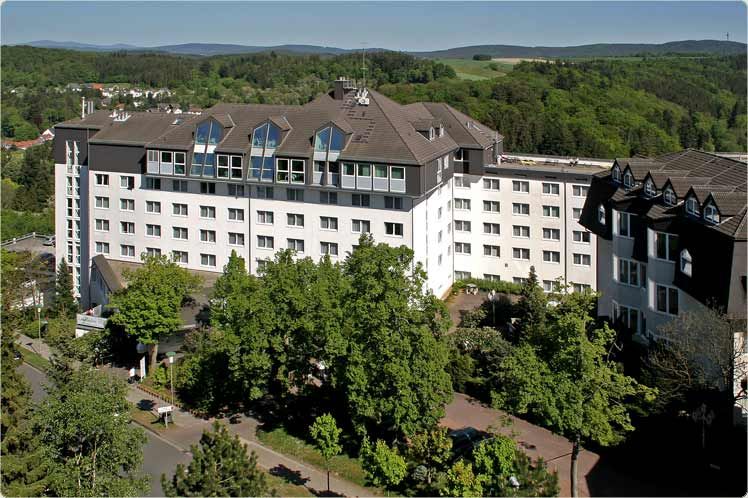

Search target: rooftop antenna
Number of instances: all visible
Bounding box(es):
[726,32,730,41]
[361,42,368,89]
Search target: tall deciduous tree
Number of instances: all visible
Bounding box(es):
[50,260,77,318]
[492,292,655,496]
[309,413,342,492]
[161,421,269,497]
[108,254,201,372]
[342,235,452,439]
[34,369,148,496]
[360,437,407,494]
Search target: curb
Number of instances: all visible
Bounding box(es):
[130,416,192,456]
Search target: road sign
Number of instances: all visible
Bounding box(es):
[157,405,173,414]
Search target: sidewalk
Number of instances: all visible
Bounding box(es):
[15,332,372,497]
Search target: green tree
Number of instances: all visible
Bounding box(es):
[342,235,452,439]
[108,254,201,372]
[407,426,453,487]
[50,260,77,318]
[34,369,148,496]
[441,460,483,497]
[161,421,269,497]
[514,266,547,343]
[360,437,407,494]
[0,327,49,495]
[309,413,342,492]
[492,292,655,496]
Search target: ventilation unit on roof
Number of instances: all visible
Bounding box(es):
[356,87,369,106]
[172,118,183,125]
[112,109,131,122]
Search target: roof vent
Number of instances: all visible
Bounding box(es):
[356,87,369,106]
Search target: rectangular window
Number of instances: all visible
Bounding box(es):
[173,227,188,240]
[542,182,560,195]
[573,230,591,243]
[617,258,640,286]
[455,271,472,280]
[543,228,561,240]
[455,220,471,232]
[200,182,216,194]
[200,206,216,219]
[483,200,500,213]
[542,205,560,218]
[483,223,500,235]
[656,284,679,315]
[200,254,216,267]
[352,219,371,233]
[172,180,189,192]
[287,213,304,227]
[483,178,500,190]
[257,211,274,224]
[95,241,110,254]
[512,180,529,193]
[200,229,216,243]
[573,253,591,266]
[146,201,161,214]
[257,235,274,249]
[320,216,338,230]
[455,242,472,254]
[145,177,161,190]
[320,242,338,256]
[120,198,135,211]
[217,155,230,178]
[352,194,370,207]
[146,224,161,237]
[120,221,135,234]
[256,186,274,199]
[288,238,305,252]
[319,191,337,205]
[287,188,305,202]
[543,280,554,293]
[173,203,188,216]
[290,160,304,184]
[483,245,500,257]
[120,244,135,257]
[572,208,582,221]
[455,176,469,188]
[95,219,109,232]
[512,203,530,215]
[228,232,245,246]
[95,174,109,186]
[618,212,631,237]
[228,208,245,221]
[146,247,161,256]
[543,250,561,263]
[385,222,403,237]
[513,225,530,238]
[95,196,110,209]
[512,247,530,260]
[174,152,186,175]
[228,184,245,197]
[120,175,135,189]
[384,196,404,210]
[172,250,188,263]
[572,185,589,197]
[655,232,678,262]
[455,198,471,210]
[484,274,501,281]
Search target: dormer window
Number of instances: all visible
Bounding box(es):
[252,123,281,149]
[623,171,634,189]
[685,197,700,216]
[612,166,622,183]
[663,187,676,206]
[315,126,346,153]
[439,125,444,137]
[598,204,606,225]
[643,179,656,198]
[704,204,719,224]
[195,119,222,146]
[680,249,692,277]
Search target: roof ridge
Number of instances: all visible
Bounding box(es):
[367,89,419,163]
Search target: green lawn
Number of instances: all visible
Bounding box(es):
[265,473,314,497]
[256,427,378,493]
[436,58,513,80]
[19,345,51,371]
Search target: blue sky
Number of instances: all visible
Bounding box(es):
[2,1,745,51]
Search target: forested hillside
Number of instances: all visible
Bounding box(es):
[382,56,747,156]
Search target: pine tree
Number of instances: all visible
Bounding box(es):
[50,260,77,318]
[515,266,547,343]
[161,421,269,497]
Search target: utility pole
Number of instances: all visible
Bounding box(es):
[361,42,368,88]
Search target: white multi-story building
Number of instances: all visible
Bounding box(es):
[54,79,605,306]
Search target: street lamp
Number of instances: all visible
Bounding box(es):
[35,304,43,353]
[166,351,176,423]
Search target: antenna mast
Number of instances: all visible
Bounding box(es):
[361,42,368,89]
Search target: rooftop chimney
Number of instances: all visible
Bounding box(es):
[333,77,355,100]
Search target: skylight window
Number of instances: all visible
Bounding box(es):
[315,126,345,153]
[195,119,223,146]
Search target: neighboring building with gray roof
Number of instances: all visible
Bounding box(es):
[55,78,600,308]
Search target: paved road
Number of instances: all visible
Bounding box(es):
[17,362,189,497]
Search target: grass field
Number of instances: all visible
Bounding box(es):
[19,346,51,371]
[436,58,514,80]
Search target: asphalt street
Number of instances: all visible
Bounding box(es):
[17,362,190,497]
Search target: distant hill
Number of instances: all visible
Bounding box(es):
[412,40,747,59]
[15,39,746,58]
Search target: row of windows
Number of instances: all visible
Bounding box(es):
[452,200,568,218]
[453,177,588,198]
[452,222,590,243]
[455,271,592,293]
[453,243,591,265]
